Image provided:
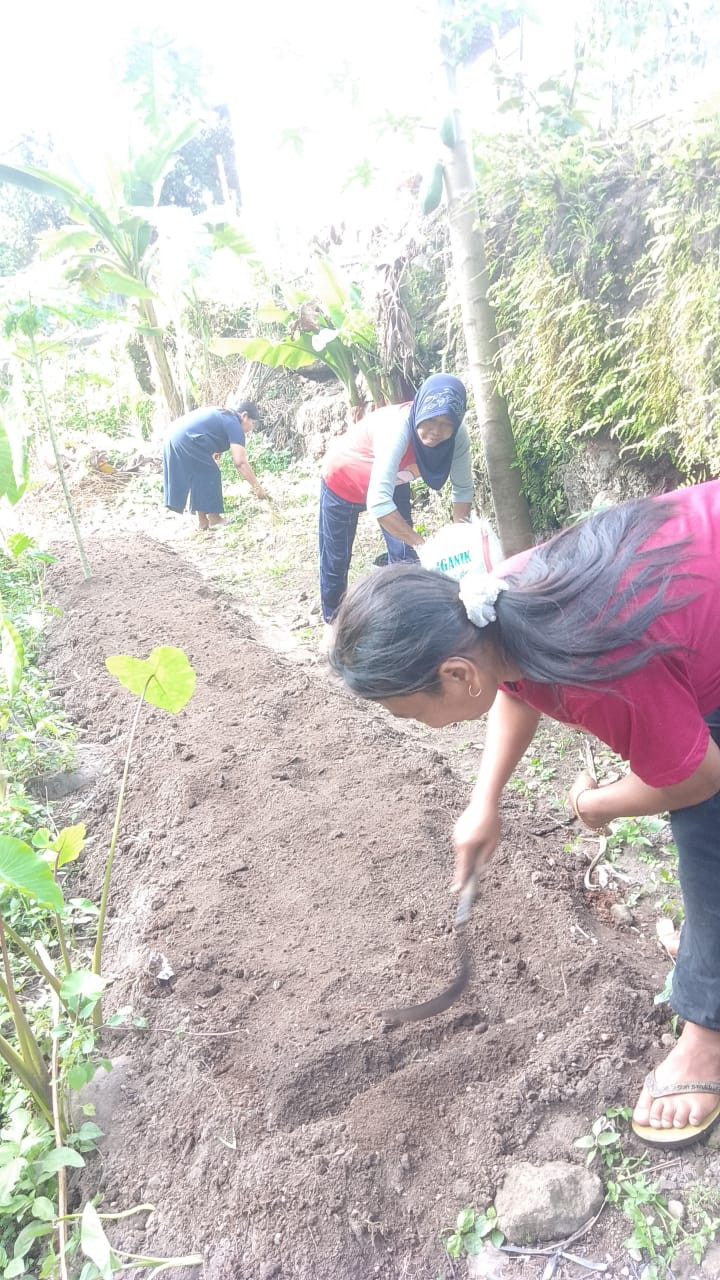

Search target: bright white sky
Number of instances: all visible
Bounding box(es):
[1,0,570,266]
[3,0,718,264]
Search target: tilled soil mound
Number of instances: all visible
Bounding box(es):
[43,537,673,1279]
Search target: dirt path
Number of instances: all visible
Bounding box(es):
[42,533,697,1279]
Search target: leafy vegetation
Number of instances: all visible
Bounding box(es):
[0,517,199,1275]
[576,1108,720,1275]
[211,256,413,413]
[478,118,720,524]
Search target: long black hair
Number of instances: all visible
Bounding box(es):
[330,496,695,699]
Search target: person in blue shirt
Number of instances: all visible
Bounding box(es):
[163,401,269,530]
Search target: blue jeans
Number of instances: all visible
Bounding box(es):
[670,708,720,1028]
[319,479,419,622]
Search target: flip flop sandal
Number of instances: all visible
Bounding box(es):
[631,1071,720,1148]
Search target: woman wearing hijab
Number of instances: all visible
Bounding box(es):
[319,374,472,632]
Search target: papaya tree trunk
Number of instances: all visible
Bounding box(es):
[437,2,532,555]
[140,299,184,421]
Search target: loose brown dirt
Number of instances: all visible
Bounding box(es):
[38,529,705,1280]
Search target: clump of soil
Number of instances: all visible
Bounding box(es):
[45,536,677,1279]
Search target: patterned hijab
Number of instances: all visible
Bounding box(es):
[408,374,467,490]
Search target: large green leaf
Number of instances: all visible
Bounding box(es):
[60,971,109,1002]
[13,1220,53,1260]
[80,1201,114,1280]
[53,824,87,868]
[255,303,291,324]
[106,645,195,713]
[0,164,119,249]
[210,336,319,370]
[0,1157,26,1205]
[39,226,101,258]
[95,268,156,299]
[0,837,63,909]
[0,419,29,506]
[314,258,351,328]
[6,533,34,558]
[0,420,17,503]
[208,223,255,257]
[128,121,201,205]
[117,215,154,261]
[0,618,24,699]
[34,1147,85,1175]
[31,1195,55,1221]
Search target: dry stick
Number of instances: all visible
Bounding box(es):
[49,983,69,1280]
[501,1201,607,1260]
[92,676,151,1022]
[501,1244,607,1272]
[154,1026,247,1038]
[611,1156,682,1184]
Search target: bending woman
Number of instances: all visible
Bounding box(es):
[330,480,720,1149]
[163,402,268,531]
[319,374,473,629]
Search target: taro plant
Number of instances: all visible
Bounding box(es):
[94,646,196,1016]
[0,639,195,1277]
[0,644,195,1108]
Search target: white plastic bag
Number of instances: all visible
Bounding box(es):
[418,517,503,581]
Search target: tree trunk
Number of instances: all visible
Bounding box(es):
[437,3,533,555]
[140,299,184,422]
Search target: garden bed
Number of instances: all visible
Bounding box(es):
[37,531,706,1279]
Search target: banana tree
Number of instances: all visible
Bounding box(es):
[212,257,393,415]
[0,130,198,421]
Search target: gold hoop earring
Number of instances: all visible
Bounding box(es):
[468,686,482,699]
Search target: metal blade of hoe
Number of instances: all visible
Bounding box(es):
[379,874,477,1025]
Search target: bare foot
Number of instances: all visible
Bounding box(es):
[656,917,681,960]
[206,515,225,529]
[633,1021,720,1131]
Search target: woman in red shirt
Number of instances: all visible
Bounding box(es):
[330,480,720,1149]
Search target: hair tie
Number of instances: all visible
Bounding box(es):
[458,573,508,628]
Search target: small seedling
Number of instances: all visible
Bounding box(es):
[574,1111,623,1165]
[443,1205,504,1257]
[605,815,669,862]
[653,967,674,1006]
